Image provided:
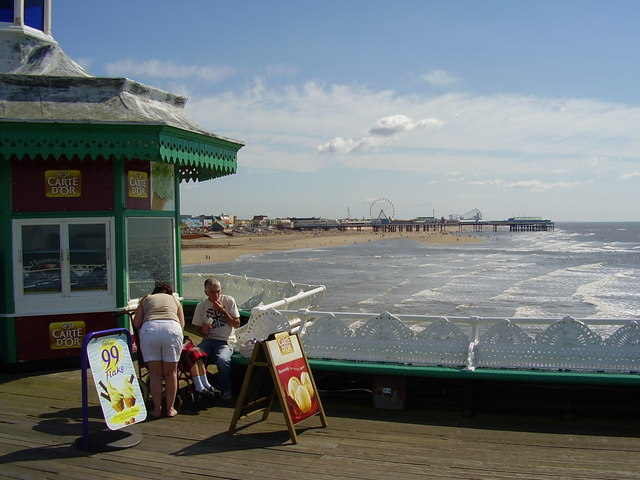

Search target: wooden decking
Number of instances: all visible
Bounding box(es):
[2,367,640,480]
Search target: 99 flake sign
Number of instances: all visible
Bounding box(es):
[87,333,147,430]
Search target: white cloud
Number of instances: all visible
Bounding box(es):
[368,114,444,136]
[471,179,504,187]
[105,59,233,82]
[315,136,386,154]
[472,179,584,192]
[264,64,299,77]
[618,171,640,181]
[184,80,640,190]
[421,69,459,88]
[505,179,583,192]
[316,114,444,153]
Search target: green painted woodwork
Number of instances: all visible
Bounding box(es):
[0,158,12,312]
[232,354,640,387]
[0,122,241,181]
[112,156,127,325]
[0,158,16,364]
[173,167,183,296]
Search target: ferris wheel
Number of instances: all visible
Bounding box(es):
[370,198,395,223]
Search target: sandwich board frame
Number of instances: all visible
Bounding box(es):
[228,332,327,444]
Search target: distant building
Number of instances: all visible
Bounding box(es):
[273,218,293,229]
[291,217,340,230]
[251,215,270,228]
[415,216,437,223]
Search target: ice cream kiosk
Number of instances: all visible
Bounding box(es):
[0,1,243,367]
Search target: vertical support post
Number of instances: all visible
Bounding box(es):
[13,0,24,25]
[43,0,51,35]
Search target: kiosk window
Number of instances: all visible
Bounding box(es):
[21,224,62,294]
[24,0,45,31]
[126,217,176,299]
[69,224,108,292]
[13,218,115,314]
[0,0,13,23]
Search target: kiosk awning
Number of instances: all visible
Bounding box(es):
[0,75,244,182]
[0,121,243,182]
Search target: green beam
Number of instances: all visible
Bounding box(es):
[0,122,242,182]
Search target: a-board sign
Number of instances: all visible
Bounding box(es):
[228,332,327,443]
[267,332,320,422]
[87,331,147,430]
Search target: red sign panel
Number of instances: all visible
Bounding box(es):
[266,333,320,424]
[12,157,113,212]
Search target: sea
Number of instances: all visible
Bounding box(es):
[183,222,640,320]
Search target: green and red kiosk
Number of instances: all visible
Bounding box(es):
[0,1,243,367]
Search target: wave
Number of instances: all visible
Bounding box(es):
[573,271,640,318]
[193,222,640,320]
[513,305,556,318]
[491,263,604,302]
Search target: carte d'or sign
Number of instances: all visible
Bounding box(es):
[45,170,81,198]
[49,320,85,349]
[127,170,149,198]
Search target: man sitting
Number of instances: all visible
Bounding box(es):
[191,277,240,401]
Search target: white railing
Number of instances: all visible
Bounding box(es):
[235,308,640,374]
[182,273,325,312]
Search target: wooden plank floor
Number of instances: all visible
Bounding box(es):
[1,368,640,480]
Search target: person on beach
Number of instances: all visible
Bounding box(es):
[133,282,185,418]
[191,277,240,401]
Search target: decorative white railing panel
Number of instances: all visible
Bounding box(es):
[182,273,325,311]
[237,308,640,374]
[234,308,297,357]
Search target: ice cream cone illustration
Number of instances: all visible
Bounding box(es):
[122,375,137,408]
[300,371,315,399]
[151,161,174,211]
[151,192,168,210]
[106,380,125,412]
[294,384,312,413]
[287,376,301,398]
[286,375,314,415]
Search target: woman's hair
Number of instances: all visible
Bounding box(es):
[152,282,173,295]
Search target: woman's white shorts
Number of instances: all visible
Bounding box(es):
[139,320,182,363]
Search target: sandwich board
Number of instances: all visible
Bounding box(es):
[77,328,145,451]
[228,332,327,444]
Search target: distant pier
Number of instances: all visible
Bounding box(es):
[293,217,554,233]
[460,217,555,232]
[371,218,554,233]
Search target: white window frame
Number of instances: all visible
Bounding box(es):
[12,217,116,315]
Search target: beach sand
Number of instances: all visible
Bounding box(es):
[181,226,480,265]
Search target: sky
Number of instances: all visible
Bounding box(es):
[53,1,640,222]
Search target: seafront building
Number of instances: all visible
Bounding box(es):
[0,1,243,366]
